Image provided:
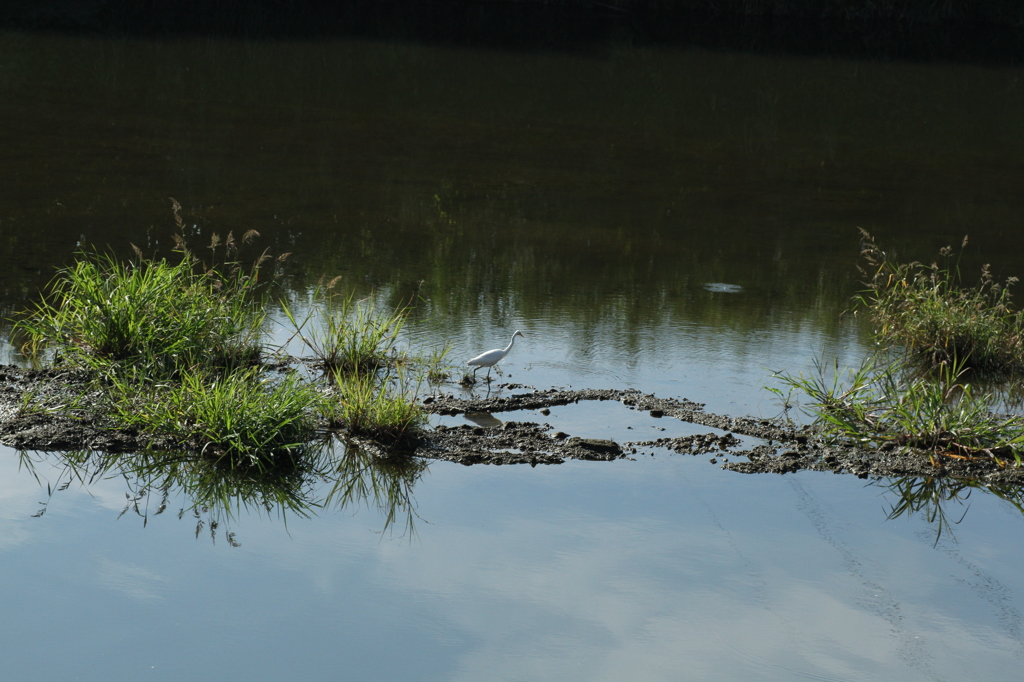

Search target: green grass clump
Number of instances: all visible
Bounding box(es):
[778,356,1024,464]
[10,208,438,461]
[323,369,427,445]
[418,340,454,386]
[108,368,324,463]
[858,228,1024,376]
[772,231,1024,468]
[15,241,266,378]
[281,284,434,444]
[283,286,408,376]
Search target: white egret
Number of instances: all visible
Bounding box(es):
[467,330,525,381]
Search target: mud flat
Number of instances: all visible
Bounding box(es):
[422,387,1024,484]
[2,366,1023,484]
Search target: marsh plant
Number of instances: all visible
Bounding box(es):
[778,355,1024,465]
[857,228,1024,377]
[10,214,436,462]
[280,283,440,446]
[323,367,427,445]
[14,234,274,378]
[282,284,408,376]
[774,231,1024,467]
[106,368,325,462]
[418,339,455,386]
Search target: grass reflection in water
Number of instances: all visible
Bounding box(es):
[882,475,1024,546]
[18,438,427,543]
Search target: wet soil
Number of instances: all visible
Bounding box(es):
[2,365,1023,484]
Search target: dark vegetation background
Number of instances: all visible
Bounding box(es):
[2,0,1022,62]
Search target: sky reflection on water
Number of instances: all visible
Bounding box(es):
[3,443,1024,680]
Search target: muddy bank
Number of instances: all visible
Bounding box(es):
[2,366,1023,484]
[422,386,1024,484]
[0,366,187,453]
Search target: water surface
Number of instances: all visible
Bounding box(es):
[2,25,1024,680]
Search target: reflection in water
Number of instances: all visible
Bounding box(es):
[323,442,427,537]
[702,283,743,294]
[17,439,427,542]
[883,475,1024,544]
[463,411,503,429]
[3,31,1024,361]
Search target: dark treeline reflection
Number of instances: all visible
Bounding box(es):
[19,440,427,542]
[4,0,1023,64]
[2,31,1023,356]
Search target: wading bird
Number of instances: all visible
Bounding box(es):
[467,330,525,381]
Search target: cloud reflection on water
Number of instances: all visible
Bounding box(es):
[2,444,1024,679]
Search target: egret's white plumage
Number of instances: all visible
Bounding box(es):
[468,330,525,380]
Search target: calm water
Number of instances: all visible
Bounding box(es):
[2,23,1024,680]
